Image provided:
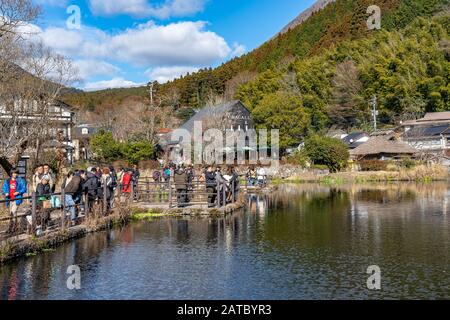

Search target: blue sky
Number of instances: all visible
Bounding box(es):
[32,0,316,90]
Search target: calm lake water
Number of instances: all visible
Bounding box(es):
[1,183,449,300]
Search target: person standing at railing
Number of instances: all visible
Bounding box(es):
[109,166,118,208]
[174,166,188,208]
[31,165,44,192]
[101,167,113,212]
[61,171,81,224]
[185,164,195,204]
[121,169,133,197]
[132,164,140,201]
[257,167,267,187]
[215,167,228,206]
[81,168,100,212]
[163,166,171,183]
[246,167,257,187]
[2,169,27,234]
[36,177,52,231]
[42,164,56,193]
[205,166,216,208]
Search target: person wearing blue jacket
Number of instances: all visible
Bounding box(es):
[2,169,27,233]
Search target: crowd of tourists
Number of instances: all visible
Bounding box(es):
[151,163,267,208]
[1,164,141,233]
[2,161,269,234]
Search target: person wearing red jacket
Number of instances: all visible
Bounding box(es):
[121,170,132,194]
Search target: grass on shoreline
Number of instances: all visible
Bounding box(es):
[277,165,449,185]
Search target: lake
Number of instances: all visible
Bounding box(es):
[1,183,449,300]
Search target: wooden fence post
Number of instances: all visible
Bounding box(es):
[232,180,235,204]
[216,180,220,208]
[223,181,226,208]
[146,177,150,202]
[31,192,37,234]
[103,181,107,215]
[84,193,89,219]
[61,187,66,229]
[168,179,172,209]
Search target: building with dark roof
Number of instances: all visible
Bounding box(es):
[180,100,253,134]
[341,132,370,149]
[401,112,450,155]
[158,100,254,163]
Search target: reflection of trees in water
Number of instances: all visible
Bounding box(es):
[259,183,450,270]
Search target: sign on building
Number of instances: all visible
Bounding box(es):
[16,157,29,179]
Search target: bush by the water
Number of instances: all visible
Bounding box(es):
[358,160,389,172]
[303,135,349,173]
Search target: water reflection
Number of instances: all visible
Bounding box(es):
[1,183,449,300]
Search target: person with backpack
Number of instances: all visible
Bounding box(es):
[81,168,100,212]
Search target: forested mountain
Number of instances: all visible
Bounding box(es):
[63,0,450,147]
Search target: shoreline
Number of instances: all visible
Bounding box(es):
[0,200,247,265]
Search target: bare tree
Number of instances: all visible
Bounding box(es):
[0,0,76,174]
[0,0,41,38]
[328,60,365,129]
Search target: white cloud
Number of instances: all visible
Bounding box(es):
[145,66,199,83]
[35,0,69,7]
[109,21,230,65]
[84,77,141,91]
[73,60,121,80]
[88,0,206,19]
[35,21,232,67]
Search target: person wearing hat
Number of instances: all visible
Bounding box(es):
[2,169,27,233]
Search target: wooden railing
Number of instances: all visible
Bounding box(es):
[0,176,242,241]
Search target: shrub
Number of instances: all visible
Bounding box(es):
[91,130,155,164]
[358,160,388,171]
[304,135,349,172]
[122,141,155,165]
[400,157,417,169]
[91,130,123,162]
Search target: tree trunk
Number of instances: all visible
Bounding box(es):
[0,157,13,176]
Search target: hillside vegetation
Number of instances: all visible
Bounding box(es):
[63,0,450,147]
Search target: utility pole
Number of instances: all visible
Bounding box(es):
[148,82,154,107]
[371,95,378,131]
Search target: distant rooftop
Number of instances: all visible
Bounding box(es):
[402,112,450,126]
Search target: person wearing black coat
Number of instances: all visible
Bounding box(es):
[174,167,188,208]
[81,168,101,211]
[205,166,217,208]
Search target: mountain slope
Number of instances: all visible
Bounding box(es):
[62,0,450,120]
[278,0,337,36]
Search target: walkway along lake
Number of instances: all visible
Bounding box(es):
[0,183,449,299]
